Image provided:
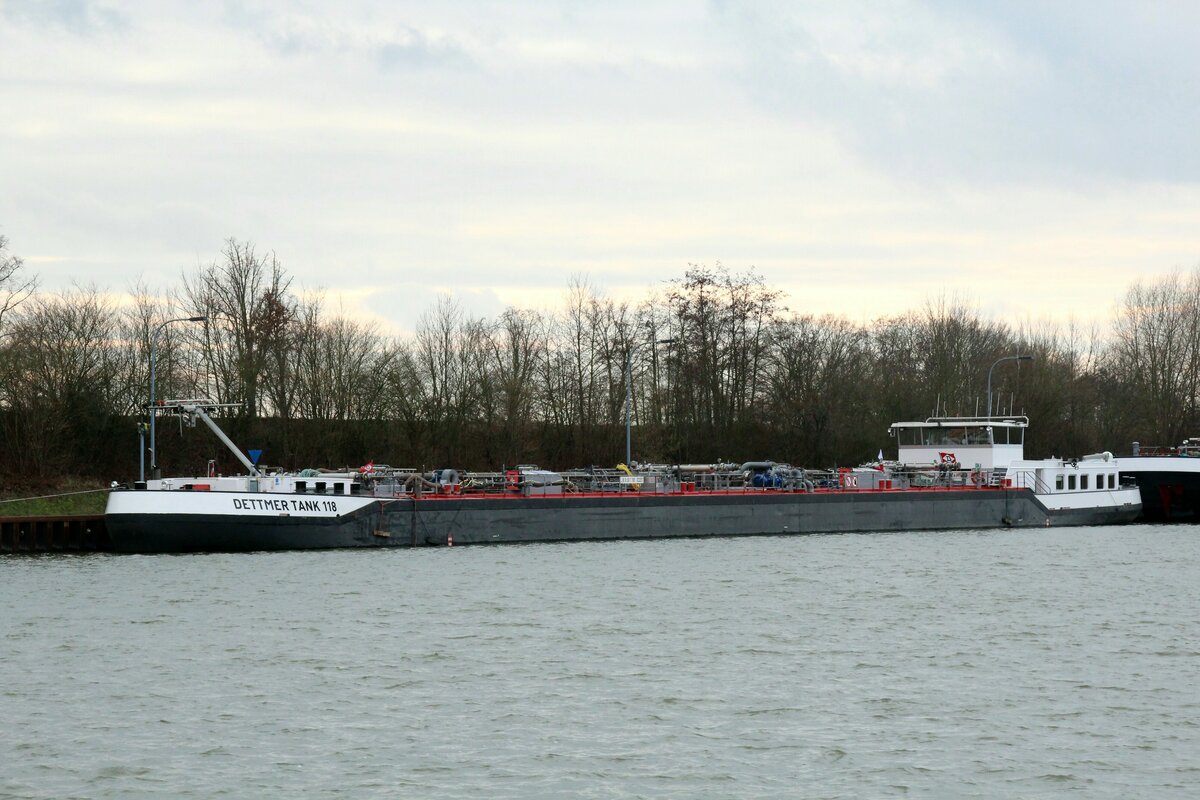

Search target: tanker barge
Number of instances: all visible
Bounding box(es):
[105,401,1141,552]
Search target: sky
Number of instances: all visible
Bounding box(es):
[3,0,1200,333]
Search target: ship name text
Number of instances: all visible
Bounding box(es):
[232,498,339,513]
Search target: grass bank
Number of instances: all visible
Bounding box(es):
[0,480,110,517]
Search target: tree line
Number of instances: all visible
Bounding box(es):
[0,234,1195,485]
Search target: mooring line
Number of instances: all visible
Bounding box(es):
[0,488,113,505]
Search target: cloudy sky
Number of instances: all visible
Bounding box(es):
[3,0,1199,332]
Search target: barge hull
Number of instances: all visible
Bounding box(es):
[105,488,1140,553]
[1119,471,1200,521]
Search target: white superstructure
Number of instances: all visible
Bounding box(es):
[889,416,1140,512]
[891,415,1028,470]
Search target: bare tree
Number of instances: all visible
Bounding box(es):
[406,296,489,463]
[293,304,390,421]
[1015,319,1108,457]
[483,307,545,464]
[1108,271,1199,443]
[918,295,1012,415]
[769,314,872,465]
[118,281,204,416]
[258,290,300,419]
[0,286,123,474]
[561,277,607,452]
[0,234,36,336]
[181,238,293,416]
[663,264,783,456]
[12,246,1200,479]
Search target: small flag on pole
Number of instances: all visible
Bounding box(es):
[877,449,884,462]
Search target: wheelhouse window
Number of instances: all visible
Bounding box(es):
[1056,475,1064,491]
[912,427,992,445]
[1068,474,1077,490]
[964,427,990,444]
[896,424,1023,446]
[1081,474,1089,490]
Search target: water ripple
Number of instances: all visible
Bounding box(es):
[2,526,1199,797]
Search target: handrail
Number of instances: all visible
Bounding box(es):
[1004,467,1053,494]
[918,415,1029,426]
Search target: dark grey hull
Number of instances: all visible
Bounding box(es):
[106,488,1141,553]
[1121,470,1200,521]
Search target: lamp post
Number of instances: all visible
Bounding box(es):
[625,338,676,466]
[986,354,1033,418]
[148,315,207,480]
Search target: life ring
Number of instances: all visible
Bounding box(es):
[970,470,984,487]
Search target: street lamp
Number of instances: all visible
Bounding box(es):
[986,354,1033,418]
[147,315,207,480]
[625,338,676,466]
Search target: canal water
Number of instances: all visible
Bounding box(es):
[2,525,1199,798]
